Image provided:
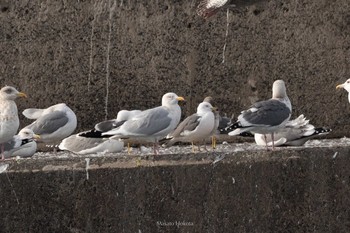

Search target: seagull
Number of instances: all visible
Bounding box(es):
[102,93,185,154]
[94,110,142,132]
[23,103,77,144]
[253,115,331,146]
[3,128,40,158]
[0,86,27,159]
[226,80,292,150]
[336,79,350,103]
[163,101,216,151]
[59,133,124,155]
[75,109,143,154]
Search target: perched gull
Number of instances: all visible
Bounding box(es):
[59,132,124,155]
[336,79,350,103]
[102,93,185,154]
[23,103,77,144]
[163,101,216,151]
[252,115,331,146]
[3,128,40,158]
[76,110,143,154]
[203,96,220,149]
[0,86,27,159]
[226,80,292,149]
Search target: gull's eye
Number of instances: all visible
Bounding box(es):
[347,80,350,83]
[4,88,13,94]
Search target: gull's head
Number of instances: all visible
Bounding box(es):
[162,92,185,106]
[272,80,292,111]
[203,96,213,103]
[272,80,287,99]
[18,128,40,140]
[197,102,214,115]
[0,86,27,100]
[336,79,350,93]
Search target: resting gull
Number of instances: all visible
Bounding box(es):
[94,110,142,132]
[249,115,331,146]
[73,109,143,154]
[59,132,124,155]
[3,128,40,158]
[0,86,27,159]
[336,79,350,103]
[163,101,216,151]
[226,80,292,149]
[102,92,185,154]
[23,103,77,144]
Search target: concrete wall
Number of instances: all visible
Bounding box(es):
[0,0,350,137]
[0,148,349,232]
[1,1,350,232]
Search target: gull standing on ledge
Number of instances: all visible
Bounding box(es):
[102,93,185,154]
[336,79,350,103]
[162,101,216,152]
[226,80,292,150]
[23,103,77,144]
[0,86,27,159]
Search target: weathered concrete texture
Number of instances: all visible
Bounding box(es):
[0,0,349,136]
[0,147,350,232]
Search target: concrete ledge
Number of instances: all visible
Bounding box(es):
[1,145,350,232]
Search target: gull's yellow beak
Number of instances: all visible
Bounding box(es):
[336,84,344,90]
[17,92,27,98]
[177,96,185,101]
[211,107,218,112]
[33,134,41,140]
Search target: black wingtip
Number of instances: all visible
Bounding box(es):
[79,129,111,138]
[314,127,332,135]
[219,122,241,134]
[239,132,254,137]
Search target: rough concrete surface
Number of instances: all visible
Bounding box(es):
[0,0,349,137]
[0,146,349,232]
[1,0,350,232]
